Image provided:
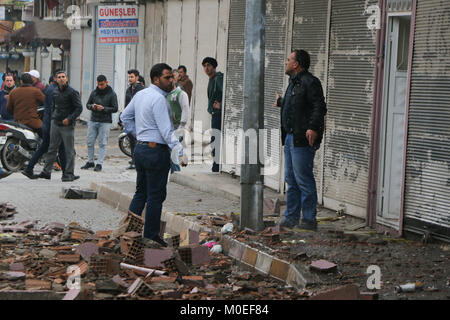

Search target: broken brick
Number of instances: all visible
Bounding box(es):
[310,284,360,300]
[144,248,174,268]
[310,260,337,272]
[96,230,113,239]
[76,242,99,261]
[57,253,81,263]
[25,279,52,290]
[9,263,25,272]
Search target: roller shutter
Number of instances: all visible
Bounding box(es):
[222,0,288,192]
[323,0,378,218]
[403,0,450,241]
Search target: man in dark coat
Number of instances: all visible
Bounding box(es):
[37,71,82,182]
[124,69,145,169]
[22,76,66,179]
[80,75,118,172]
[275,50,327,231]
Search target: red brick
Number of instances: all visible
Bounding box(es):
[57,253,81,263]
[25,279,52,290]
[310,285,361,300]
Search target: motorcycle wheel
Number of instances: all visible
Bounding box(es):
[1,137,25,172]
[119,135,132,158]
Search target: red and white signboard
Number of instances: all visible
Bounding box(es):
[98,5,139,45]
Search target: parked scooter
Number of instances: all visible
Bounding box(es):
[118,112,132,158]
[0,118,42,172]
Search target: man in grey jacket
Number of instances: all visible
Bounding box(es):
[81,75,118,172]
[38,71,82,182]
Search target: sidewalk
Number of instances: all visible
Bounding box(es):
[92,163,450,300]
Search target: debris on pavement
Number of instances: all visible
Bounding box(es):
[61,187,98,200]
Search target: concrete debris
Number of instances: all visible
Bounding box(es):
[61,187,97,199]
[221,223,234,234]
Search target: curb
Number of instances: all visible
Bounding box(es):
[169,173,240,202]
[91,182,317,290]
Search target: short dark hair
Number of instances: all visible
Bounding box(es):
[292,49,310,71]
[202,57,217,69]
[20,73,33,85]
[55,70,67,77]
[97,75,107,82]
[178,65,187,73]
[138,75,145,86]
[150,63,172,84]
[128,69,139,77]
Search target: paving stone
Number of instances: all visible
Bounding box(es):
[9,263,25,272]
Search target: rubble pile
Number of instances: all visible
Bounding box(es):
[0,203,18,220]
[0,211,306,300]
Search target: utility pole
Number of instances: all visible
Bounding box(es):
[240,0,265,232]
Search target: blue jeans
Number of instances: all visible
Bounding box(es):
[27,129,66,172]
[284,134,318,224]
[87,121,112,165]
[211,112,221,172]
[128,143,170,239]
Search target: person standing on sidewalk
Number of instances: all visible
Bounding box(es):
[0,73,16,120]
[168,70,190,173]
[177,65,193,104]
[124,69,145,170]
[120,63,186,246]
[22,75,66,179]
[275,50,327,231]
[37,71,82,182]
[27,70,46,91]
[202,57,223,173]
[81,75,118,172]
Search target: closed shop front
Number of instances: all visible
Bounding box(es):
[323,0,378,218]
[403,0,450,241]
[222,0,289,192]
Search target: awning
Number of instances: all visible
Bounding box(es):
[2,18,71,50]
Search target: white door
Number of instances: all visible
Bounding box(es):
[377,15,411,230]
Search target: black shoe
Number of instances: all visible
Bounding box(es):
[94,164,102,172]
[22,169,38,180]
[61,174,80,182]
[37,172,51,180]
[81,162,95,170]
[298,220,318,231]
[278,217,298,229]
[150,236,168,248]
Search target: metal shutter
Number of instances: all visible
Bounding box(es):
[95,45,115,88]
[263,0,289,191]
[291,0,329,202]
[403,0,450,240]
[323,0,378,218]
[222,0,246,175]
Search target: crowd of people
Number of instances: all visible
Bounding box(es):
[0,50,326,241]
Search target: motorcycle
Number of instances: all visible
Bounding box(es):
[0,117,42,172]
[118,113,133,158]
[0,107,61,175]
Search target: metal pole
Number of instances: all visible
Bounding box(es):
[240,0,265,231]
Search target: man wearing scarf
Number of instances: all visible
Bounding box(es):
[81,75,118,172]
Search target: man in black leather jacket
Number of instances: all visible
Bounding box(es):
[275,50,327,231]
[124,69,145,169]
[81,75,118,172]
[38,71,82,182]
